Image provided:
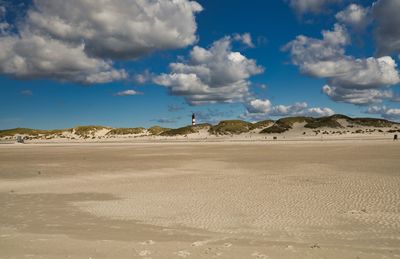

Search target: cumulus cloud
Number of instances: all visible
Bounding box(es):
[372,0,400,56]
[366,105,400,120]
[134,70,153,85]
[154,36,264,105]
[25,0,202,59]
[246,99,272,114]
[244,98,335,119]
[336,4,371,31]
[0,0,202,83]
[234,33,255,48]
[288,0,342,15]
[114,89,142,96]
[0,33,127,83]
[284,24,400,105]
[322,85,394,105]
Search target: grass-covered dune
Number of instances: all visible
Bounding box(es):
[161,124,211,136]
[260,117,311,134]
[260,115,399,134]
[107,128,146,135]
[0,128,70,138]
[1,114,398,139]
[209,120,253,135]
[73,126,110,137]
[351,118,396,127]
[148,126,170,135]
[304,117,342,129]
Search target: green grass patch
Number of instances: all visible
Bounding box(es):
[107,128,145,135]
[304,117,342,129]
[161,124,211,136]
[260,124,291,134]
[209,120,253,135]
[352,118,396,127]
[0,128,72,138]
[148,126,170,135]
[0,128,47,137]
[73,126,109,137]
[161,126,197,136]
[260,117,311,134]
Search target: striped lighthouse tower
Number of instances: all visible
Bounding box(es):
[192,113,196,126]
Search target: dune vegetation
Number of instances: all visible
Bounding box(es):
[1,115,399,140]
[161,124,211,136]
[209,120,253,135]
[107,128,146,135]
[73,126,110,137]
[148,126,171,135]
[352,118,396,127]
[260,117,310,134]
[0,128,71,138]
[304,117,342,129]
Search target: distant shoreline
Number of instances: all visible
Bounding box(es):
[1,136,397,146]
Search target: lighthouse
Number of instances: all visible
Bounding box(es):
[192,113,196,126]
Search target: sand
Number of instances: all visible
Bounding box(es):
[0,140,399,258]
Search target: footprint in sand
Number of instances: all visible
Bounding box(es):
[204,247,223,256]
[191,241,206,247]
[223,243,232,248]
[251,252,268,259]
[175,250,191,257]
[138,250,152,257]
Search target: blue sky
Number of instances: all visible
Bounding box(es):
[0,0,399,129]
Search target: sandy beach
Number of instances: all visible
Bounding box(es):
[0,140,399,258]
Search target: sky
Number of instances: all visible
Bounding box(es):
[0,0,400,129]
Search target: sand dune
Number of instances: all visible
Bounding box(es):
[1,115,399,144]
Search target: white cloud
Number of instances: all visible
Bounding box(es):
[372,0,400,56]
[322,85,394,105]
[154,36,264,105]
[0,4,10,35]
[288,0,342,15]
[114,89,142,96]
[284,24,400,105]
[336,4,371,30]
[245,98,334,119]
[0,0,202,83]
[26,0,202,59]
[0,33,127,83]
[0,21,9,35]
[305,107,336,117]
[366,105,400,120]
[247,99,272,114]
[234,33,255,48]
[134,70,153,84]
